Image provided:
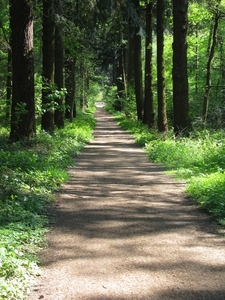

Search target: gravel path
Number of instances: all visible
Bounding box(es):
[26,108,225,300]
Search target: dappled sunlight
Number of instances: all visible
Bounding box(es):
[27,109,225,300]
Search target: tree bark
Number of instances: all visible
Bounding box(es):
[202,2,221,128]
[133,32,144,121]
[6,45,12,124]
[0,20,12,124]
[172,0,191,135]
[65,53,75,120]
[54,0,64,128]
[157,0,168,132]
[115,44,125,111]
[41,0,55,133]
[70,57,77,122]
[127,33,134,88]
[143,1,154,128]
[132,0,144,121]
[10,0,36,141]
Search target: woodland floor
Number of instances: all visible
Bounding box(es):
[26,108,225,300]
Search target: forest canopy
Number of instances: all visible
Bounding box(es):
[0,0,225,138]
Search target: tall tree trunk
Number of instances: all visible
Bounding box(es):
[115,43,125,111]
[172,0,191,136]
[133,32,144,121]
[143,1,154,128]
[41,0,55,133]
[10,0,36,141]
[70,57,77,122]
[0,20,12,124]
[126,33,135,115]
[65,53,76,120]
[219,35,225,126]
[132,0,143,121]
[157,0,168,132]
[195,25,199,99]
[127,33,134,88]
[80,59,86,112]
[202,2,221,128]
[54,0,64,128]
[6,45,12,124]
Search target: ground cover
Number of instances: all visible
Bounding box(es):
[0,112,96,300]
[116,114,225,226]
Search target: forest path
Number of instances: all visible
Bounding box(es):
[27,108,225,300]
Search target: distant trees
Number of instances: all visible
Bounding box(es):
[94,0,192,133]
[2,0,225,140]
[101,0,192,133]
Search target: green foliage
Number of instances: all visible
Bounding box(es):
[186,173,225,224]
[0,112,95,299]
[116,116,156,146]
[147,131,225,224]
[41,83,67,114]
[102,84,117,112]
[0,223,45,300]
[188,2,211,26]
[117,113,225,225]
[86,79,103,111]
[123,87,137,120]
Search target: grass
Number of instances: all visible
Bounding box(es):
[2,100,225,298]
[115,113,225,226]
[0,111,96,300]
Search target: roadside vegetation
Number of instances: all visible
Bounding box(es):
[1,0,225,296]
[0,111,96,300]
[113,111,225,227]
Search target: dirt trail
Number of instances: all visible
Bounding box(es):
[27,108,225,300]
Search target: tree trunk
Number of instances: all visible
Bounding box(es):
[41,0,55,133]
[115,44,125,111]
[172,0,191,136]
[127,33,134,88]
[6,45,12,124]
[70,57,77,122]
[80,59,86,112]
[219,34,225,126]
[195,25,199,98]
[54,0,64,128]
[126,33,135,115]
[133,32,144,121]
[0,19,12,124]
[65,53,75,120]
[143,1,154,128]
[157,0,168,132]
[132,0,144,121]
[10,0,36,141]
[202,2,221,128]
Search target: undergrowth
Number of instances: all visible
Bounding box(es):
[116,113,225,226]
[0,112,95,300]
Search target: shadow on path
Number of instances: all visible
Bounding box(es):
[27,108,225,300]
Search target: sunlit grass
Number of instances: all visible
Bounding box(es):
[117,114,225,226]
[0,111,96,299]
